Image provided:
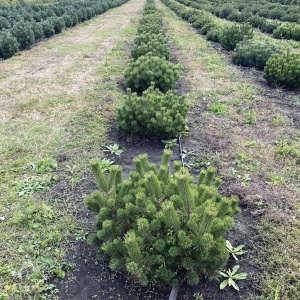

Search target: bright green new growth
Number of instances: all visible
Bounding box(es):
[233,39,283,70]
[263,50,300,89]
[220,23,254,51]
[131,38,170,60]
[84,150,240,287]
[124,54,180,92]
[116,85,188,138]
[273,23,300,41]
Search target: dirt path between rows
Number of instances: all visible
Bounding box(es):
[0,0,141,123]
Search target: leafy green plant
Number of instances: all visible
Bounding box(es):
[219,265,247,291]
[263,50,300,89]
[124,54,180,92]
[207,101,228,116]
[104,144,123,156]
[226,240,246,260]
[233,39,282,70]
[220,23,254,51]
[117,86,188,138]
[162,139,178,148]
[84,150,240,287]
[245,109,257,125]
[99,158,115,172]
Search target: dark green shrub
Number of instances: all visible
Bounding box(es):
[117,86,188,138]
[125,54,180,92]
[219,4,235,19]
[260,21,279,34]
[137,23,163,35]
[41,21,55,38]
[220,23,254,51]
[30,22,44,41]
[62,14,73,28]
[273,23,300,41]
[133,32,167,48]
[233,39,282,70]
[0,30,19,59]
[207,26,222,42]
[50,17,65,34]
[263,51,300,89]
[132,39,169,60]
[11,22,35,50]
[0,16,10,30]
[84,150,240,287]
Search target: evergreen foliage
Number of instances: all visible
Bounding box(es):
[116,85,188,138]
[207,26,222,42]
[263,50,300,89]
[84,150,240,287]
[124,54,180,92]
[233,39,283,70]
[220,23,254,51]
[0,30,18,59]
[41,21,55,38]
[0,0,129,60]
[11,22,35,50]
[273,23,300,41]
[131,38,170,60]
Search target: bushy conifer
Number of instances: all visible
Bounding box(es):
[84,150,240,287]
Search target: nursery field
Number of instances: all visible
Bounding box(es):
[0,0,300,299]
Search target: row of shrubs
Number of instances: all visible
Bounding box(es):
[209,0,300,24]
[86,2,240,291]
[0,0,128,60]
[116,0,189,138]
[162,0,300,89]
[174,0,300,41]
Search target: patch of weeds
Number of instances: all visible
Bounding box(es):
[206,100,228,116]
[218,265,247,291]
[17,175,59,197]
[266,173,285,186]
[232,152,261,172]
[162,138,178,149]
[244,109,257,125]
[104,143,123,156]
[251,219,300,299]
[243,140,258,148]
[99,158,114,172]
[226,240,246,261]
[271,115,284,126]
[31,157,58,174]
[275,140,300,158]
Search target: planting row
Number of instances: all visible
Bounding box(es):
[203,0,300,24]
[84,1,242,296]
[175,0,300,41]
[117,0,188,138]
[0,0,128,59]
[162,0,300,89]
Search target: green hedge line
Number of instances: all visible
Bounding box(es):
[0,0,128,59]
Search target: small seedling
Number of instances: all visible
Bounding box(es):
[162,138,178,148]
[219,265,247,291]
[104,144,123,156]
[245,110,257,125]
[226,240,246,260]
[65,164,77,175]
[99,158,114,172]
